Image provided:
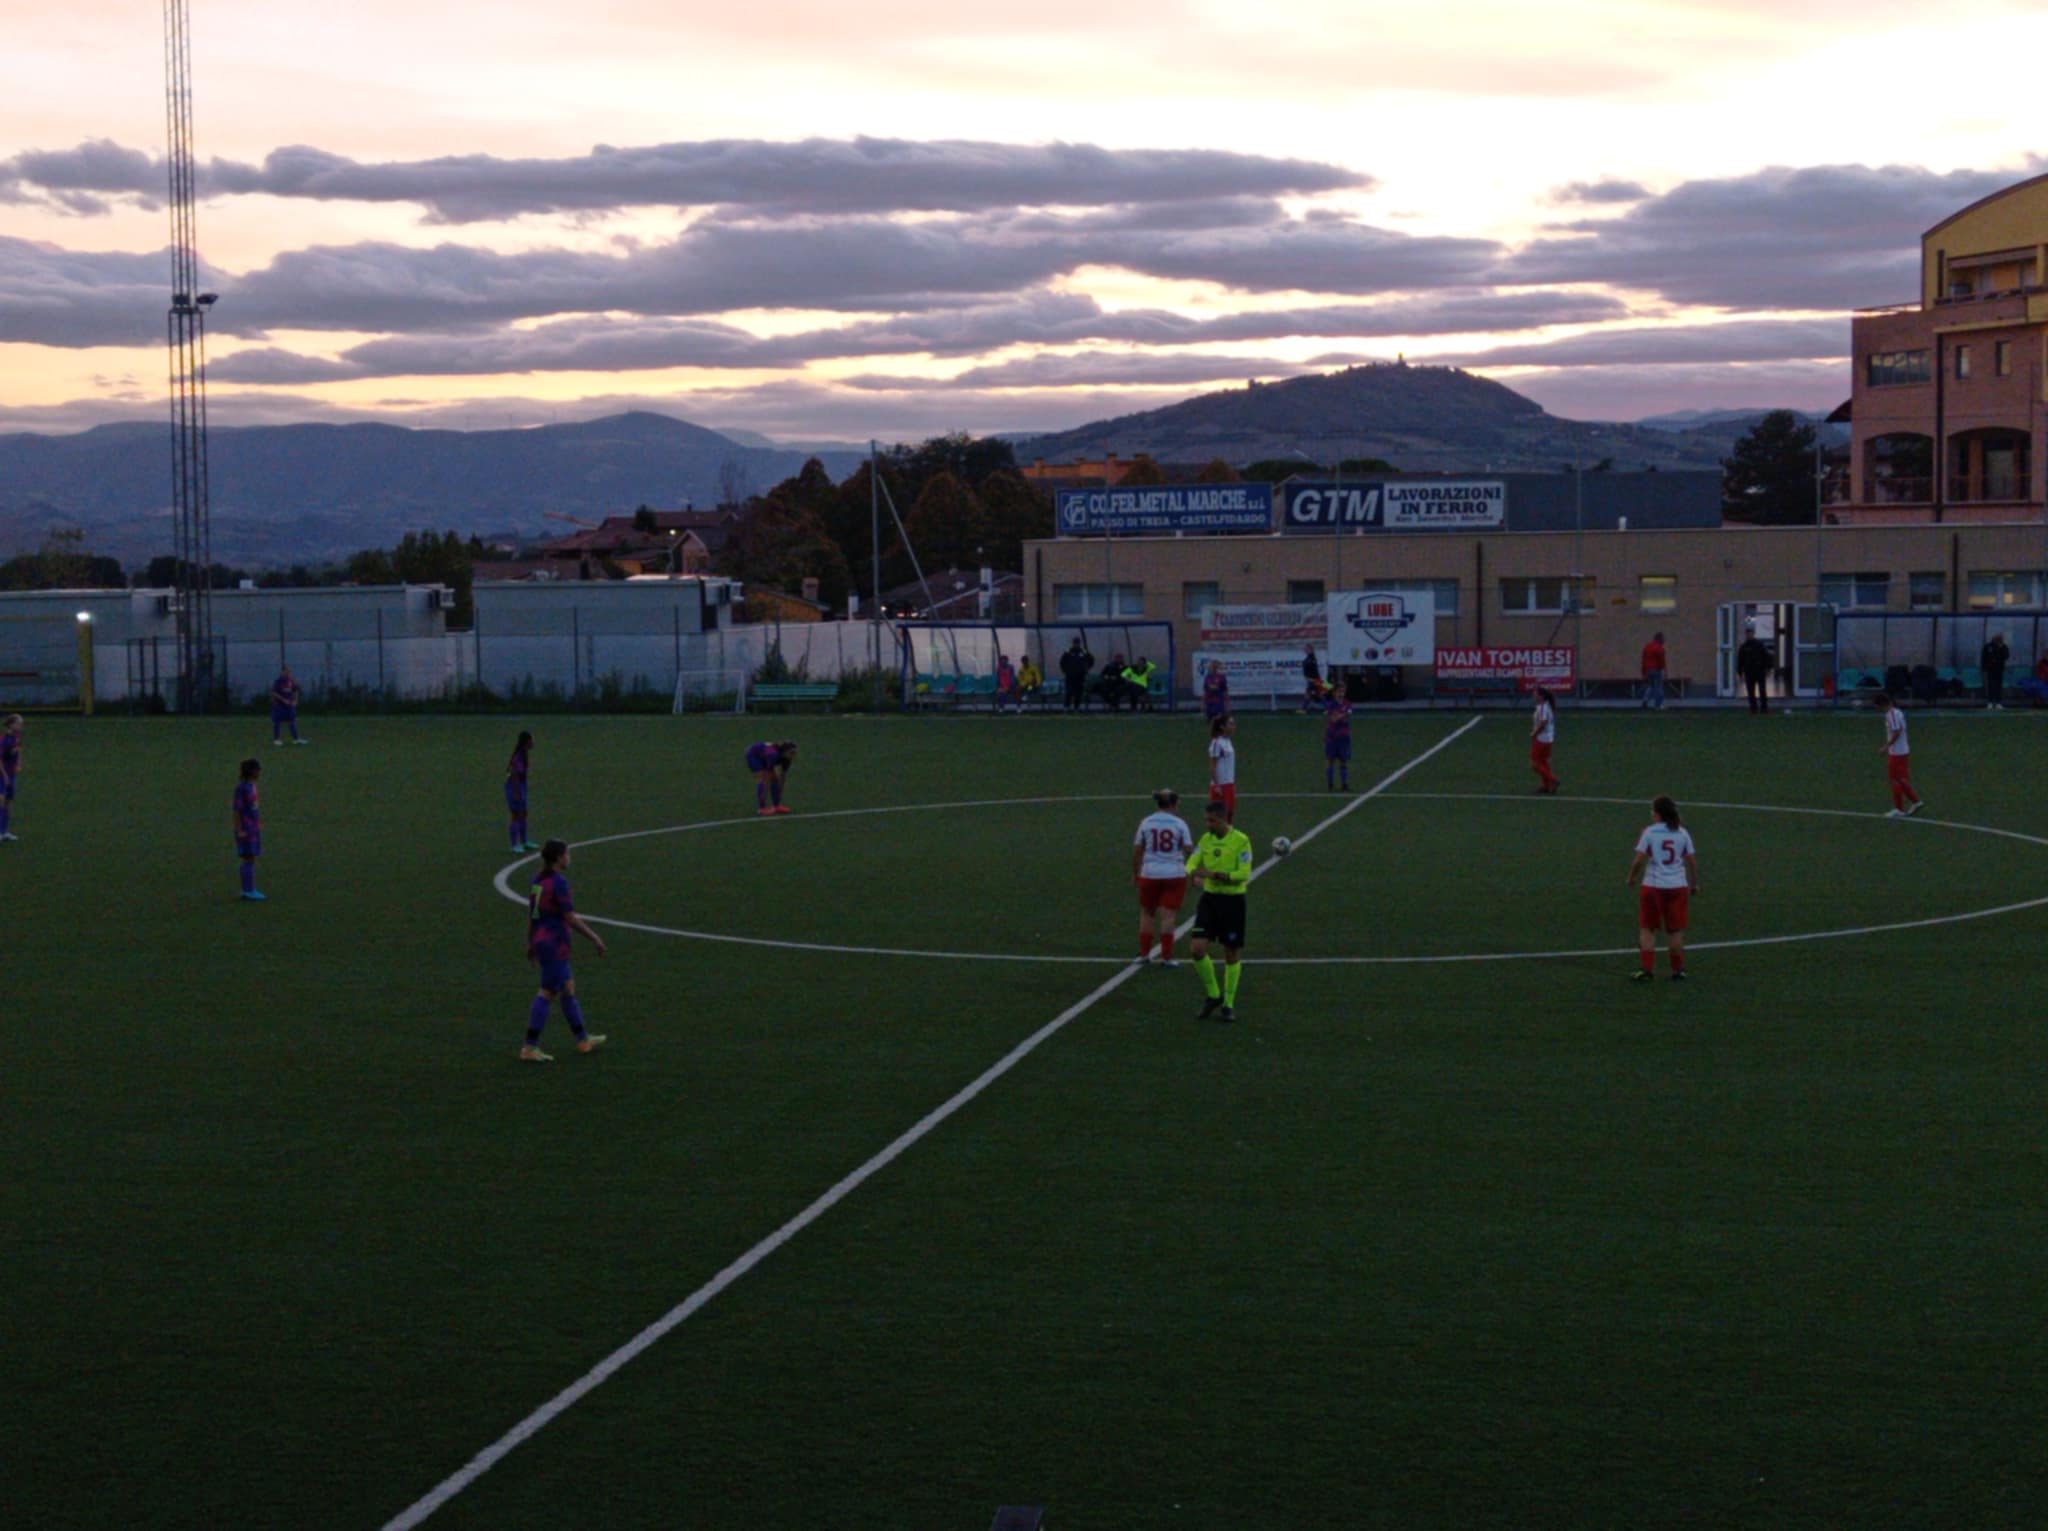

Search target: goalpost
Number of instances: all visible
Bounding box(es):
[671,667,748,714]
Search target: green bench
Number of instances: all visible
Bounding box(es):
[752,681,838,709]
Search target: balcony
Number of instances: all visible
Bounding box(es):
[1867,476,1932,505]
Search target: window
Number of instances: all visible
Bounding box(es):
[1909,572,1946,611]
[1954,344,1972,380]
[1818,571,1890,610]
[1054,582,1144,619]
[1367,577,1460,617]
[1865,349,1931,387]
[1996,340,2012,377]
[1181,582,1220,620]
[1638,576,1677,614]
[1286,579,1325,605]
[1966,571,2048,610]
[1499,576,1595,616]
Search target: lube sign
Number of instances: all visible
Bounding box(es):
[1055,484,1273,535]
[1284,480,1505,531]
[1328,589,1435,665]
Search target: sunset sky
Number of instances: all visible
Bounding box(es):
[3,0,2044,438]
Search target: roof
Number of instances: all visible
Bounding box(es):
[1923,169,2048,240]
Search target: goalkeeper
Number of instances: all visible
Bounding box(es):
[1186,797,1253,1022]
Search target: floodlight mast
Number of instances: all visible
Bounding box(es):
[164,0,215,710]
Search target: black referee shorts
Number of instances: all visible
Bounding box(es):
[1193,892,1247,948]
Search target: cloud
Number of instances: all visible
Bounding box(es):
[0,237,179,347]
[2,136,1370,223]
[1504,159,2048,308]
[1498,361,1850,423]
[1548,178,1650,205]
[1431,317,1849,369]
[208,288,1630,384]
[841,352,1316,391]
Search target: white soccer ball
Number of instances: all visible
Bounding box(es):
[1271,835,1293,858]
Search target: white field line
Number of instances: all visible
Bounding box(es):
[389,719,1482,1530]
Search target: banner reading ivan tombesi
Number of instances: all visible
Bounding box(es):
[1055,484,1273,536]
[1435,646,1576,688]
[1327,590,1435,666]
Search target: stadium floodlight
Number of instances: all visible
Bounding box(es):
[76,611,93,624]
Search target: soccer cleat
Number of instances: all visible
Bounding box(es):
[1158,958,1180,969]
[1629,969,1653,982]
[293,738,309,745]
[0,832,17,842]
[271,738,284,746]
[575,1034,608,1053]
[1670,971,1688,982]
[1904,800,1924,816]
[1197,995,1224,1019]
[519,1045,554,1063]
[757,807,777,816]
[520,841,541,852]
[240,890,267,901]
[1219,1006,1236,1023]
[772,804,791,814]
[1884,808,1905,819]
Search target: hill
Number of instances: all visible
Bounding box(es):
[1018,363,1739,473]
[0,412,863,568]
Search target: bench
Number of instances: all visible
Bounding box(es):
[751,681,838,709]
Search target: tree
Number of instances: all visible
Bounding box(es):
[0,529,125,590]
[975,469,1052,572]
[717,488,852,609]
[900,471,996,576]
[1195,458,1241,483]
[1722,410,1819,525]
[1117,455,1167,486]
[632,505,659,534]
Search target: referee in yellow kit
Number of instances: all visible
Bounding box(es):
[1186,796,1253,1022]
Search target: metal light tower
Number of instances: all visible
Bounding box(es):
[164,0,216,709]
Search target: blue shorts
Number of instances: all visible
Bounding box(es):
[236,833,261,858]
[271,706,297,722]
[744,746,770,772]
[1324,737,1352,761]
[536,959,572,993]
[505,784,527,813]
[0,776,13,802]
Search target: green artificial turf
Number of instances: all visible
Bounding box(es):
[6,708,2046,1528]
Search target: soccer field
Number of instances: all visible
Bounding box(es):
[9,707,2047,1528]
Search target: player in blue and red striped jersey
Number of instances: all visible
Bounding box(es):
[0,713,23,842]
[233,757,264,900]
[1201,659,1230,723]
[1321,688,1352,791]
[504,730,537,851]
[522,838,608,1062]
[745,739,797,815]
[269,666,306,745]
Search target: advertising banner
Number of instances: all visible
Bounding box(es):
[1328,589,1436,666]
[1191,648,1324,699]
[1282,479,1506,532]
[1056,484,1273,536]
[1200,602,1326,647]
[1434,646,1576,688]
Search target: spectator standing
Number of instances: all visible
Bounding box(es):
[1301,645,1322,711]
[1736,626,1774,714]
[1060,636,1094,711]
[1981,632,2010,709]
[1640,632,1668,710]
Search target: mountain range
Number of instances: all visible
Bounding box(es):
[0,368,1786,568]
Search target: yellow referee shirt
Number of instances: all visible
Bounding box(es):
[1187,827,1254,895]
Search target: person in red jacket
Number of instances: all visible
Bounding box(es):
[1640,632,1668,710]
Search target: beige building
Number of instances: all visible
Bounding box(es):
[1024,520,2048,700]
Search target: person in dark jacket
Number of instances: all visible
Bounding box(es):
[1059,636,1094,711]
[1736,628,1774,714]
[1981,632,2010,709]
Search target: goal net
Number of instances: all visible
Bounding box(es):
[671,667,749,714]
[896,620,1179,709]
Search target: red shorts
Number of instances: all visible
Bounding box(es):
[1531,740,1554,766]
[1638,886,1689,933]
[1211,783,1236,819]
[1138,876,1188,913]
[1887,754,1912,782]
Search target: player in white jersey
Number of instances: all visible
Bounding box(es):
[1529,684,1559,794]
[1876,691,1924,817]
[1207,715,1238,821]
[1627,795,1699,980]
[1131,788,1196,966]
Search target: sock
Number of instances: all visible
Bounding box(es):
[1223,962,1242,1005]
[1326,765,1334,787]
[1639,948,1654,973]
[1891,784,1904,810]
[1195,955,1220,998]
[510,822,523,849]
[0,804,9,836]
[526,994,551,1045]
[1159,931,1175,960]
[239,860,254,894]
[1139,929,1155,958]
[770,777,784,807]
[1340,766,1349,787]
[562,994,589,1041]
[757,780,768,809]
[517,816,528,843]
[1671,950,1685,974]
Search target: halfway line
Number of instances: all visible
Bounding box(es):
[382,717,1481,1529]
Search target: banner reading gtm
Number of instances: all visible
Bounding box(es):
[1284,480,1505,531]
